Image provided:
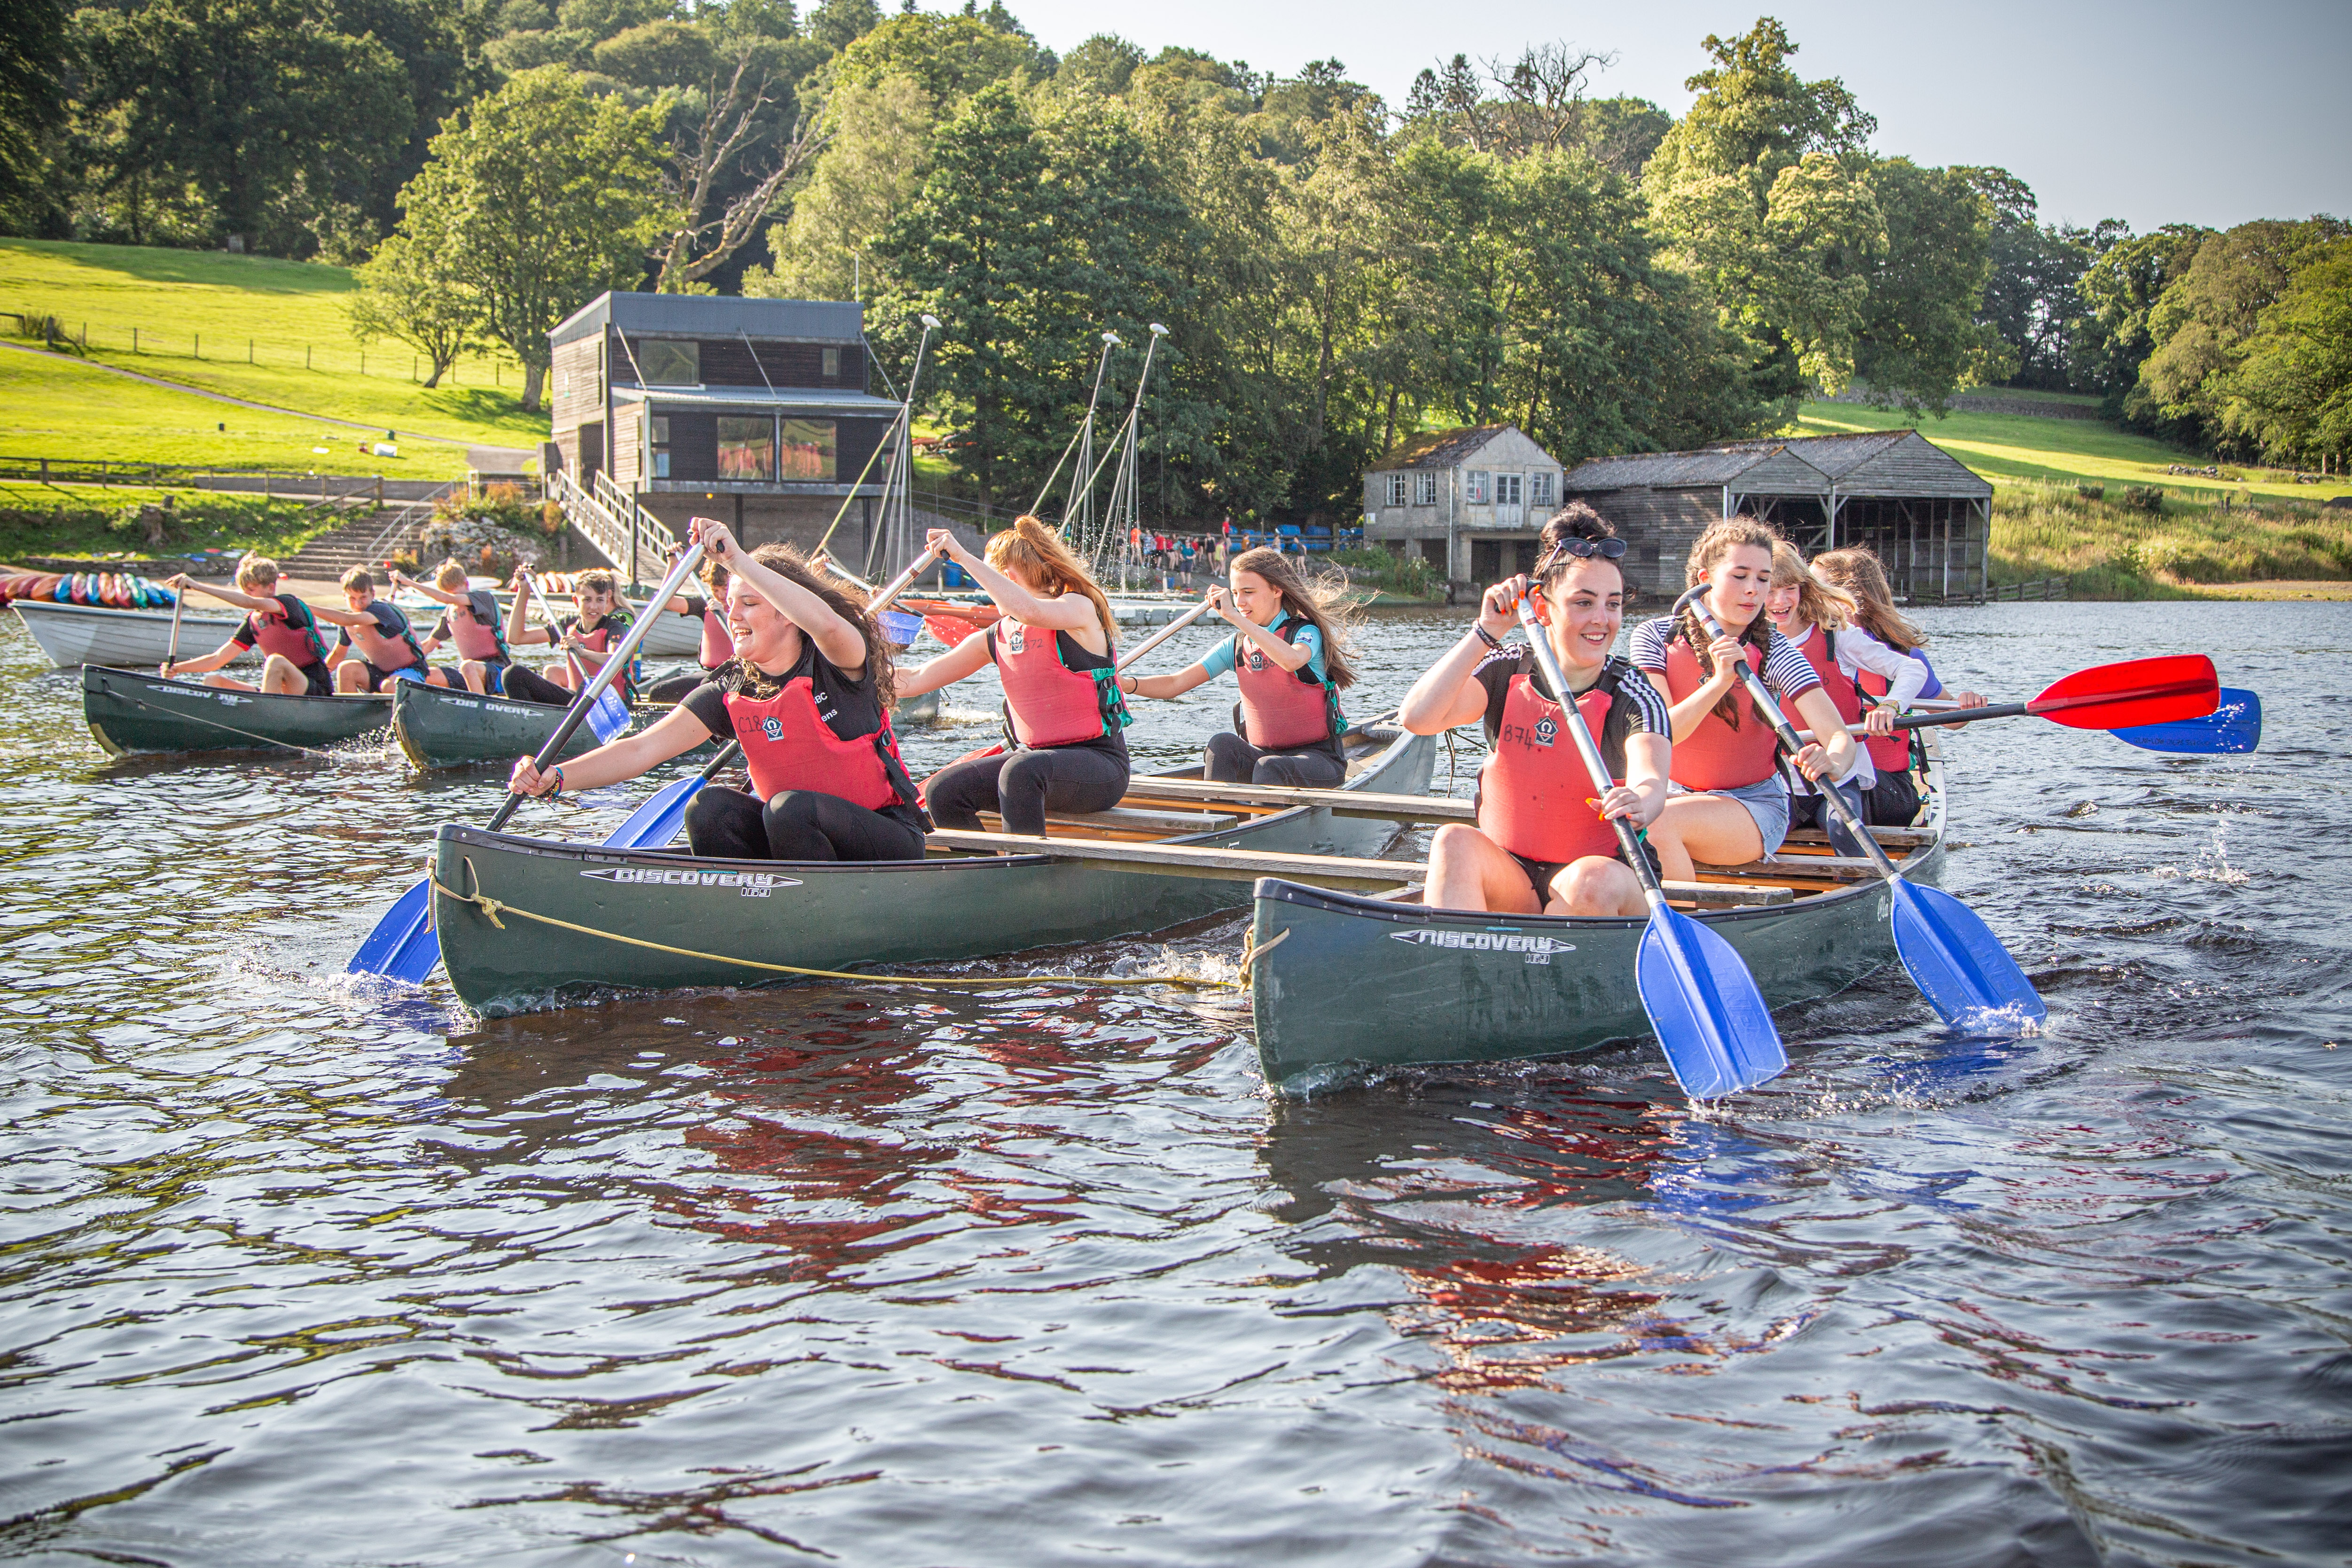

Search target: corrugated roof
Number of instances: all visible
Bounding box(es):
[551,291,864,349]
[1369,425,1515,470]
[1563,444,1828,491]
[1564,429,1988,499]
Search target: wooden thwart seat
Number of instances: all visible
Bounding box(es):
[1664,880,1794,908]
[926,828,1423,891]
[981,804,1242,837]
[1695,853,1882,884]
[1782,824,1933,850]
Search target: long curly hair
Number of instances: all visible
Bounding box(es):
[985,515,1118,645]
[745,541,897,707]
[1226,546,1360,689]
[1680,517,1781,729]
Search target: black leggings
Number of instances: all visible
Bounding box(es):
[924,737,1130,835]
[684,786,927,862]
[1863,767,1921,827]
[1206,731,1345,788]
[498,663,572,707]
[644,667,714,706]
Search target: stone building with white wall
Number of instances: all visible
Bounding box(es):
[1360,425,1566,586]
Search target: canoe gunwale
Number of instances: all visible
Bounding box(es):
[81,664,392,757]
[1247,752,1953,1093]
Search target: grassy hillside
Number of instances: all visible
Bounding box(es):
[0,240,549,457]
[1793,400,2352,596]
[0,347,477,477]
[0,481,347,565]
[1794,399,2349,504]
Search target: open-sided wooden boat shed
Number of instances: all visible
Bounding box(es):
[1561,429,1993,602]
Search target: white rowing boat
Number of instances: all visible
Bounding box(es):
[13,600,249,670]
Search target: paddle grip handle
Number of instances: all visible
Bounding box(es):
[1514,595,1668,901]
[1676,585,1904,879]
[488,538,707,833]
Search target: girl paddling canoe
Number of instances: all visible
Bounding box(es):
[895,517,1133,836]
[1810,545,1986,824]
[161,555,338,696]
[396,560,512,695]
[1397,505,1671,917]
[508,521,928,863]
[1122,546,1356,788]
[1763,540,1921,844]
[644,547,735,705]
[500,567,634,707]
[1633,518,1855,881]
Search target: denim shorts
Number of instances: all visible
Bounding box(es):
[1675,773,1791,856]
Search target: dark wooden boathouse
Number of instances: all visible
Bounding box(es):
[1560,430,1993,601]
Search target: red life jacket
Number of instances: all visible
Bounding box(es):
[1234,617,1343,750]
[444,593,508,663]
[990,620,1126,747]
[562,613,633,697]
[344,601,424,671]
[698,603,732,670]
[1852,645,1918,776]
[723,658,915,813]
[1478,665,1628,864]
[245,595,328,668]
[1662,633,1779,791]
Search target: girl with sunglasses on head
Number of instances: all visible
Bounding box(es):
[1631,518,1858,881]
[1397,505,1671,917]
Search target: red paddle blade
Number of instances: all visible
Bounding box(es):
[2026,655,2218,730]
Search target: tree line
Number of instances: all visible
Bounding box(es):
[3,2,2343,506]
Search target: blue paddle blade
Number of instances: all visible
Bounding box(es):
[347,874,439,983]
[2111,686,2261,755]
[1888,878,2046,1037]
[1634,907,1788,1099]
[586,685,630,745]
[605,773,706,850]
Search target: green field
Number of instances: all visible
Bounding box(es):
[1795,399,2350,504]
[0,480,347,565]
[0,346,478,477]
[0,240,550,461]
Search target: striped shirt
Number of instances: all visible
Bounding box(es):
[1629,616,1821,701]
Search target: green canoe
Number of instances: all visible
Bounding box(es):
[392,673,934,770]
[1249,749,1953,1096]
[83,664,391,757]
[431,721,1435,1014]
[391,677,626,770]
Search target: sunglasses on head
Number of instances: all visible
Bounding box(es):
[1539,536,1627,571]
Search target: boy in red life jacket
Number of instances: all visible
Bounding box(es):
[898,518,1132,835]
[327,567,455,692]
[500,566,634,708]
[1123,546,1357,788]
[1630,519,1857,882]
[509,520,927,863]
[162,555,338,696]
[397,560,512,695]
[1397,505,1672,917]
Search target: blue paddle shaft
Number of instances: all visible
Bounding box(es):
[1511,596,1665,898]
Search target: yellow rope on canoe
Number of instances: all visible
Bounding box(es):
[431,863,1242,991]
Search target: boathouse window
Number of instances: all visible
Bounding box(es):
[821,347,841,378]
[649,415,671,479]
[1414,470,1437,506]
[1531,471,1555,508]
[1467,470,1490,506]
[718,416,773,480]
[640,339,700,386]
[780,418,836,481]
[1385,473,1407,506]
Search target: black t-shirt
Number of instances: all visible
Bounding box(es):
[682,647,925,830]
[228,593,323,663]
[1472,647,1665,778]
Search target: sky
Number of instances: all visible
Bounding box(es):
[993,0,2352,234]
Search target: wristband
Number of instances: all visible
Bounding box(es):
[543,764,565,798]
[1473,624,1502,649]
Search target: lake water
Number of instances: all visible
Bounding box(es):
[2,601,2347,1566]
